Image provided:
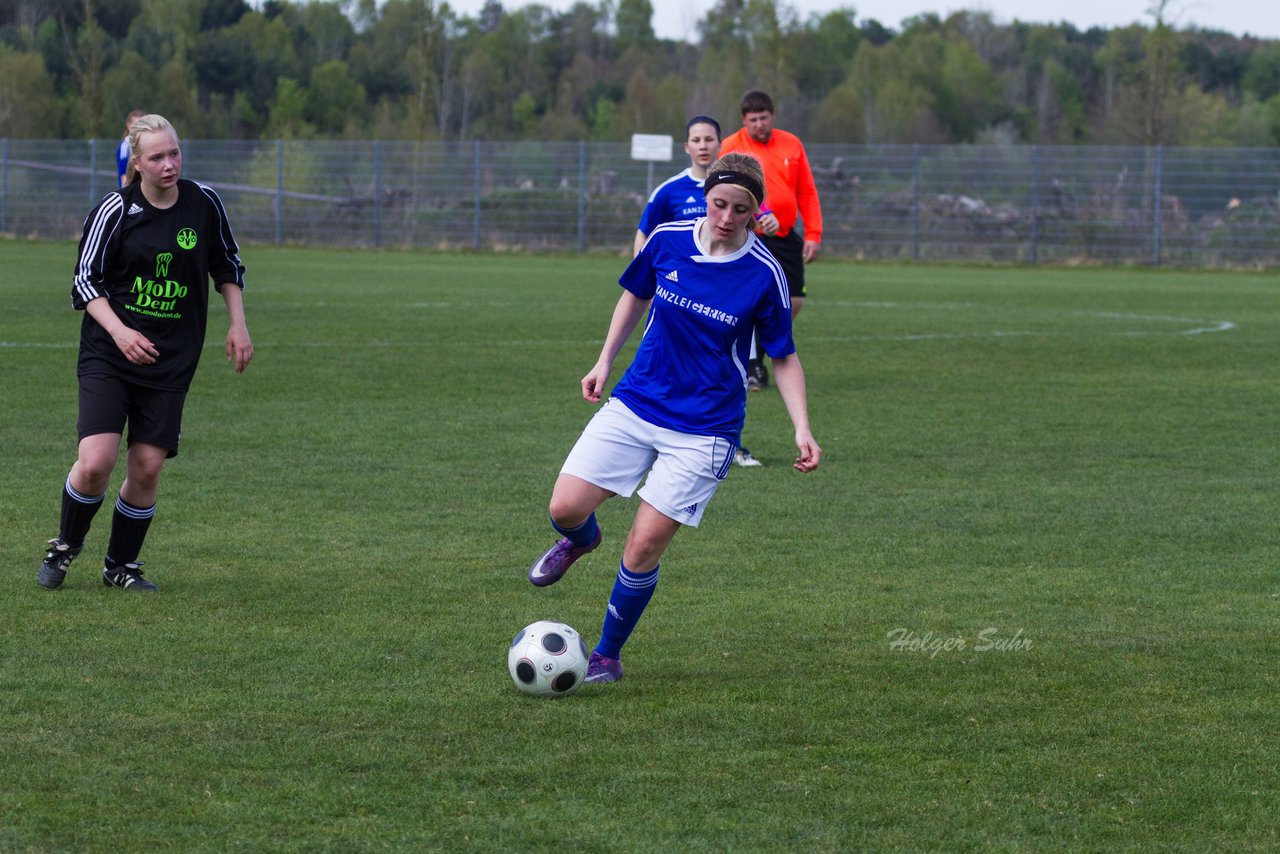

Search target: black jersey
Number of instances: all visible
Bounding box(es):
[72,179,245,391]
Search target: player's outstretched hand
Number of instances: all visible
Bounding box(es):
[793,431,821,473]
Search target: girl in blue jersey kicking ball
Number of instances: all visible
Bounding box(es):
[528,152,822,684]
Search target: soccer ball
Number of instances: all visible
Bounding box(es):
[508,620,589,697]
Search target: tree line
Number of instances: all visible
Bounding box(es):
[2,0,1278,146]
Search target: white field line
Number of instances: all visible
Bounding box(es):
[1,303,1236,349]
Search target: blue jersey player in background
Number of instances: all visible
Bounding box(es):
[528,152,822,685]
[116,109,145,187]
[631,116,722,257]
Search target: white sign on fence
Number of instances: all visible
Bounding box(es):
[630,134,673,162]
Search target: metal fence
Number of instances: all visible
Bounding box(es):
[2,139,1277,267]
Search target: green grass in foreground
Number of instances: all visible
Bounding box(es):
[1,243,1277,851]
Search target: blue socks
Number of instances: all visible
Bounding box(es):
[595,562,659,660]
[552,513,599,548]
[546,515,657,660]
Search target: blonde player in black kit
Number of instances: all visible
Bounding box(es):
[38,114,253,592]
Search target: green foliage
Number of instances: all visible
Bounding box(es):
[649,73,691,136]
[843,40,942,143]
[1243,42,1280,100]
[616,0,656,50]
[297,0,357,65]
[589,96,619,140]
[794,9,861,97]
[100,51,160,130]
[124,0,202,70]
[512,91,538,136]
[1042,58,1088,142]
[266,78,315,140]
[936,34,1003,138]
[306,60,366,135]
[3,246,1279,849]
[0,48,61,138]
[0,1,1277,144]
[812,79,865,143]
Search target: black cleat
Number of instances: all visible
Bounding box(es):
[39,538,82,589]
[102,562,158,592]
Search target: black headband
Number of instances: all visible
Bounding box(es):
[703,171,763,209]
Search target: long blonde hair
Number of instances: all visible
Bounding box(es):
[123,114,180,187]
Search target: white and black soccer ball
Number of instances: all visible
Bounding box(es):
[508,620,589,697]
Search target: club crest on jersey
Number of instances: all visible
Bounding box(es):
[176,228,197,250]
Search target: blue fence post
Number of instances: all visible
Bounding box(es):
[911,144,921,261]
[474,141,482,250]
[275,140,284,246]
[373,138,381,248]
[1030,145,1040,265]
[578,141,587,253]
[1152,145,1163,268]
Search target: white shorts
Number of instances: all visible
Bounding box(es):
[560,398,735,527]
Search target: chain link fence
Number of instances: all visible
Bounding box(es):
[2,139,1276,267]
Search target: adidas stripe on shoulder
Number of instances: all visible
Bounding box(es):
[644,168,694,203]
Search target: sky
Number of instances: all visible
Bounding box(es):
[443,0,1280,42]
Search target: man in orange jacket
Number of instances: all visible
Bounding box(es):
[720,90,823,396]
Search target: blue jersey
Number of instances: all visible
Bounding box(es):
[611,219,794,443]
[636,170,707,239]
[116,138,130,186]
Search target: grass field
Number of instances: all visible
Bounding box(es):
[2,243,1277,851]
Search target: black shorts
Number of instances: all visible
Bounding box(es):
[78,374,187,458]
[760,230,807,299]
